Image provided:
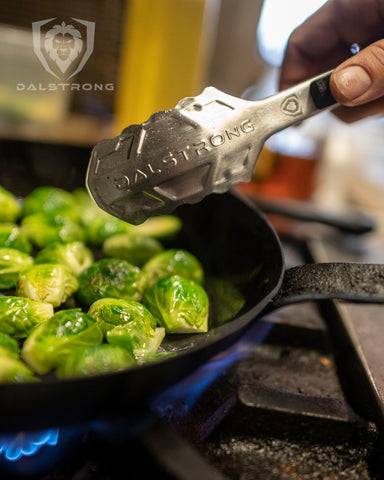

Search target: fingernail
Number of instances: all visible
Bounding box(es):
[334,66,372,101]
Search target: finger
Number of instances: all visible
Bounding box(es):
[330,40,384,106]
[331,96,384,123]
[280,0,384,90]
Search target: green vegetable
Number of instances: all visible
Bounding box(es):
[20,212,84,248]
[102,233,163,267]
[16,263,78,307]
[22,186,77,219]
[142,249,204,287]
[56,344,134,378]
[0,332,20,358]
[34,241,94,276]
[22,308,103,374]
[0,186,21,222]
[143,275,209,334]
[0,247,34,289]
[0,296,54,339]
[84,211,131,246]
[128,215,182,239]
[76,258,148,306]
[72,188,104,227]
[88,298,165,361]
[0,223,32,253]
[0,356,38,383]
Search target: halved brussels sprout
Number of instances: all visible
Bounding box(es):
[88,298,165,361]
[142,249,204,287]
[76,259,148,306]
[22,186,77,219]
[56,344,134,379]
[128,215,182,239]
[34,241,94,276]
[0,332,20,359]
[22,308,103,375]
[0,223,32,253]
[102,233,163,267]
[0,356,38,383]
[0,296,54,339]
[20,212,85,248]
[143,275,209,334]
[0,247,34,289]
[0,186,21,222]
[16,263,78,307]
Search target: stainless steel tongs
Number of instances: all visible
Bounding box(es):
[86,71,336,224]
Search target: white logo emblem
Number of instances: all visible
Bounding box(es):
[32,18,95,80]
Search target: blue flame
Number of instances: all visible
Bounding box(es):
[0,429,59,461]
[152,318,273,417]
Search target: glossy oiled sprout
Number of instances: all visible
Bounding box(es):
[56,344,135,379]
[0,296,54,339]
[0,332,20,359]
[22,308,103,375]
[102,233,163,267]
[0,186,21,223]
[34,241,94,276]
[127,215,182,239]
[76,258,148,306]
[142,249,204,287]
[0,356,38,383]
[20,212,85,248]
[0,223,32,253]
[22,186,78,219]
[88,298,165,361]
[143,275,209,334]
[0,248,34,290]
[16,263,79,307]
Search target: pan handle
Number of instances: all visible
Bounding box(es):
[266,263,384,311]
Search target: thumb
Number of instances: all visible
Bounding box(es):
[330,40,384,106]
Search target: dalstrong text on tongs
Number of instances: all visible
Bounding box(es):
[86,72,336,225]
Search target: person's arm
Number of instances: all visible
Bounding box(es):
[279,0,384,122]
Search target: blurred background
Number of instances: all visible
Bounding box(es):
[0,0,383,236]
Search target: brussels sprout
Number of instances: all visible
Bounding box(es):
[142,249,204,287]
[88,298,165,360]
[128,215,182,239]
[72,188,103,227]
[0,186,21,222]
[143,275,209,334]
[0,356,38,383]
[0,332,20,359]
[22,186,77,219]
[56,344,134,379]
[102,233,163,267]
[20,212,85,248]
[0,248,34,289]
[76,259,148,306]
[22,308,103,374]
[16,263,78,307]
[0,223,32,253]
[34,241,94,276]
[0,296,53,339]
[84,212,131,246]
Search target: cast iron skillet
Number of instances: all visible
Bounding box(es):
[1,139,384,433]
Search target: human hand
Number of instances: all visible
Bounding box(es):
[279,0,384,122]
